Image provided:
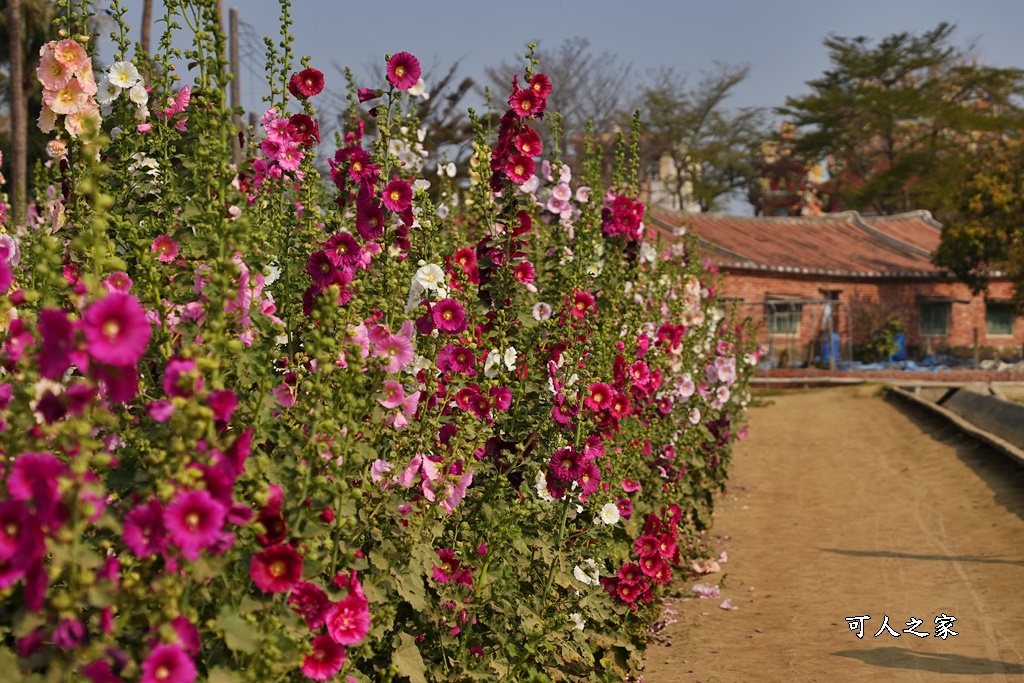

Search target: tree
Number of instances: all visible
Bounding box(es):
[934,136,1024,304]
[639,63,768,212]
[780,23,1024,215]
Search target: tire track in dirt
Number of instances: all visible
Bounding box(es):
[643,385,1024,682]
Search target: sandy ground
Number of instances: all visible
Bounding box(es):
[643,385,1024,683]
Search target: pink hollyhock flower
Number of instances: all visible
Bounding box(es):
[549,447,584,482]
[251,544,303,593]
[489,386,512,411]
[260,137,282,160]
[36,308,75,380]
[302,634,346,680]
[378,380,406,409]
[103,271,133,293]
[289,581,330,630]
[272,382,295,408]
[163,490,226,561]
[151,235,179,263]
[37,45,72,90]
[175,85,191,113]
[276,141,302,171]
[386,52,421,90]
[622,478,642,492]
[288,68,325,98]
[504,154,535,184]
[370,459,394,484]
[432,298,466,334]
[45,77,88,115]
[53,618,86,649]
[163,357,202,398]
[583,382,613,412]
[140,643,196,683]
[53,39,89,71]
[147,400,175,423]
[439,468,474,515]
[137,123,153,134]
[123,499,167,558]
[382,179,412,212]
[82,292,151,366]
[324,592,370,645]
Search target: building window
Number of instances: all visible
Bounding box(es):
[918,302,950,337]
[766,300,802,335]
[986,303,1016,336]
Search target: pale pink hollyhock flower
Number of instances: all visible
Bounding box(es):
[689,407,701,425]
[46,78,88,115]
[76,68,98,97]
[37,105,57,133]
[692,582,720,599]
[53,39,90,72]
[37,45,72,90]
[137,123,153,133]
[272,383,295,408]
[440,468,474,515]
[396,454,422,487]
[63,101,101,139]
[370,459,393,484]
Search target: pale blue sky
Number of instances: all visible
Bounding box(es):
[105,0,1024,114]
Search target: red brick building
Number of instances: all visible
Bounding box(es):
[648,210,1024,362]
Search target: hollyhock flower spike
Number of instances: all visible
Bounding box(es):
[387,52,421,90]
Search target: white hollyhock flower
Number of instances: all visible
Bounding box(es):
[597,502,620,526]
[108,61,142,89]
[129,82,148,106]
[569,613,586,631]
[484,349,501,378]
[96,75,121,105]
[413,263,445,292]
[534,471,554,502]
[503,347,518,372]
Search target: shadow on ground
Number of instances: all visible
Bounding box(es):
[832,647,1024,675]
[817,547,1024,567]
[885,392,1024,525]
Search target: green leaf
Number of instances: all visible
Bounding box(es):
[393,633,427,683]
[208,667,242,683]
[216,607,260,654]
[392,567,427,612]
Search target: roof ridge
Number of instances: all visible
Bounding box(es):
[851,212,935,259]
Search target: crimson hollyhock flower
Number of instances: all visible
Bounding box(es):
[344,149,379,185]
[432,548,462,583]
[584,382,613,411]
[288,68,324,98]
[82,292,151,366]
[386,52,421,90]
[163,357,202,398]
[357,87,380,102]
[452,247,480,282]
[288,581,330,629]
[549,447,584,482]
[324,591,370,645]
[163,489,227,561]
[640,555,670,581]
[256,485,287,546]
[355,196,385,240]
[568,290,596,319]
[508,88,540,117]
[634,534,660,558]
[514,127,542,157]
[437,344,476,375]
[288,113,318,143]
[325,232,361,267]
[382,179,412,212]
[513,260,535,284]
[251,544,303,593]
[36,308,75,380]
[529,73,552,99]
[658,533,678,560]
[302,634,346,680]
[306,250,337,286]
[140,644,195,683]
[616,580,643,604]
[431,298,466,334]
[609,392,631,420]
[504,154,535,184]
[123,499,167,558]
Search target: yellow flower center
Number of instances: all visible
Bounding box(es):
[395,66,406,78]
[390,190,401,202]
[155,665,170,681]
[185,511,200,530]
[352,161,362,173]
[269,559,286,577]
[102,319,120,341]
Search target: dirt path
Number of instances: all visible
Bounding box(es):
[644,385,1024,683]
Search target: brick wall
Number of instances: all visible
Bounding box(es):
[717,271,1024,360]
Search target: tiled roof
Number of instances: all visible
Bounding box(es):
[647,209,952,279]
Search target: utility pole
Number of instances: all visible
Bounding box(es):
[141,0,153,55]
[229,7,243,166]
[8,0,26,225]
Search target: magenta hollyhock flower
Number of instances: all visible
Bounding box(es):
[81,660,120,683]
[36,308,75,380]
[657,533,678,560]
[82,292,151,366]
[529,73,552,99]
[577,461,601,494]
[0,262,12,295]
[163,490,227,561]
[163,357,202,398]
[513,260,535,285]
[583,382,613,412]
[373,324,415,373]
[306,250,336,286]
[207,389,238,428]
[514,127,542,157]
[325,232,361,267]
[147,400,175,423]
[288,581,330,629]
[151,235,179,263]
[0,501,44,570]
[549,447,584,482]
[622,477,642,492]
[302,633,346,680]
[251,544,304,593]
[324,592,371,645]
[140,643,196,683]
[53,618,86,649]
[92,363,140,403]
[170,616,201,656]
[357,87,380,102]
[504,155,535,184]
[288,68,325,98]
[489,386,512,411]
[386,52,421,90]
[583,435,605,460]
[382,179,412,212]
[431,298,466,334]
[123,499,167,558]
[7,451,65,502]
[438,344,476,374]
[355,197,385,240]
[432,548,462,584]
